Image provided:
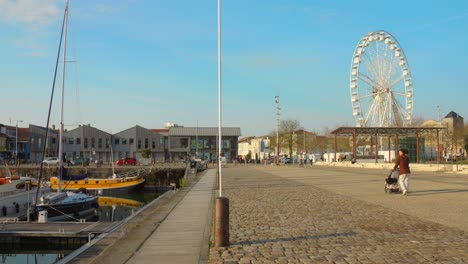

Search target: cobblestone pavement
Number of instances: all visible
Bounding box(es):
[209,166,468,263]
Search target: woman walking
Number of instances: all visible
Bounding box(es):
[394,148,411,195]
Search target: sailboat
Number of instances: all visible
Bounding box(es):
[49,138,146,196]
[34,0,98,222]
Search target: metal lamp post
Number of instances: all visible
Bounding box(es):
[214,0,229,248]
[15,120,23,165]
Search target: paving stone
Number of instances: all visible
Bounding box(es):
[209,167,468,263]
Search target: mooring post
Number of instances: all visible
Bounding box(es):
[214,197,229,247]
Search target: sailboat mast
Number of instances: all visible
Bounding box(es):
[58,0,69,193]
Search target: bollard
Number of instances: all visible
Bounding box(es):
[214,197,229,247]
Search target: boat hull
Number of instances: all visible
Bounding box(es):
[51,176,145,196]
[0,186,52,220]
[34,196,99,222]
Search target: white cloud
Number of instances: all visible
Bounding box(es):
[0,0,61,26]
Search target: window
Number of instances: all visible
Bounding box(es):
[38,138,42,148]
[152,140,156,149]
[51,138,56,144]
[129,138,134,144]
[98,138,102,148]
[145,138,148,148]
[76,138,81,144]
[31,138,34,148]
[84,138,88,149]
[68,138,74,144]
[105,138,110,149]
[138,139,141,149]
[91,138,95,148]
[115,138,120,145]
[122,138,127,145]
[180,138,188,148]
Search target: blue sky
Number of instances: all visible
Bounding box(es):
[0,0,467,136]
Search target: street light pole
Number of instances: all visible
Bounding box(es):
[15,120,23,165]
[275,95,280,165]
[214,0,229,248]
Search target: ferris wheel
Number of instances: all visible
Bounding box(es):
[350,30,414,127]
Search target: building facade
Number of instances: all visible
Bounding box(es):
[238,136,270,161]
[29,125,59,163]
[63,124,112,162]
[14,123,242,164]
[168,127,241,162]
[113,125,165,161]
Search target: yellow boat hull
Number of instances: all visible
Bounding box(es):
[51,176,145,195]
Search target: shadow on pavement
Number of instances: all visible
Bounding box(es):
[231,232,358,246]
[409,189,468,196]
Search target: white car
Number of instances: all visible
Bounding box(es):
[43,157,60,165]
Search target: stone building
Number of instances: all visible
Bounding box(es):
[442,111,465,158]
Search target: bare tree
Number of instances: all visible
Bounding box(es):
[411,115,426,126]
[464,124,468,155]
[279,119,301,158]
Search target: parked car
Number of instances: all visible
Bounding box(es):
[71,157,90,166]
[281,157,292,164]
[43,157,60,165]
[115,157,137,166]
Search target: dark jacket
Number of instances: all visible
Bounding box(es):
[394,155,411,175]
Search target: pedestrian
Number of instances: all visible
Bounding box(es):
[393,148,411,195]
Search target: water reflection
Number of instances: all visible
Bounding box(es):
[0,192,163,263]
[95,191,161,222]
[1,254,62,264]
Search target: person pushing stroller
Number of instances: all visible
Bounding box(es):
[393,148,411,195]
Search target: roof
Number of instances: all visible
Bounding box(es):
[444,111,463,119]
[238,136,255,143]
[169,127,241,137]
[331,126,444,136]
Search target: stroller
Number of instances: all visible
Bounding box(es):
[385,169,400,193]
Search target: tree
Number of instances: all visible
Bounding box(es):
[411,115,426,126]
[140,148,151,159]
[279,119,302,158]
[46,147,55,158]
[246,150,252,161]
[464,124,468,155]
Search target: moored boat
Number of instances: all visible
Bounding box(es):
[34,0,99,222]
[50,174,145,196]
[0,172,51,220]
[35,191,99,221]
